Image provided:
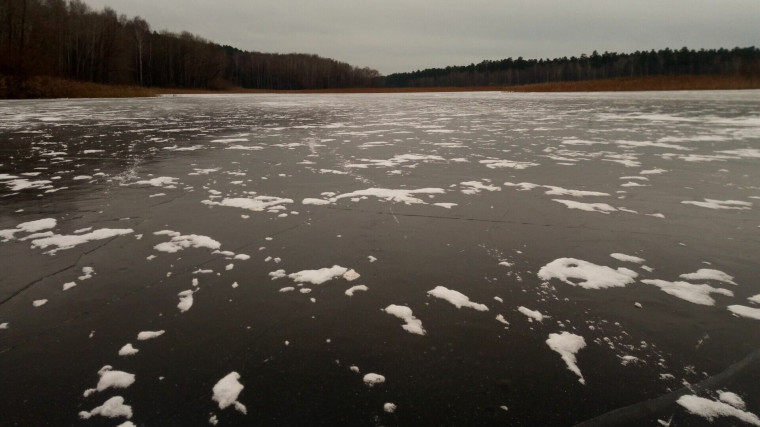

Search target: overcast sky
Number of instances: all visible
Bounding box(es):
[86,0,759,74]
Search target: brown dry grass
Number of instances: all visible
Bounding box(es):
[0,76,156,99]
[2,74,758,99]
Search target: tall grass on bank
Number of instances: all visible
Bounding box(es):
[1,74,758,99]
[0,76,156,99]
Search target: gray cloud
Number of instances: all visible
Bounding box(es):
[86,0,759,74]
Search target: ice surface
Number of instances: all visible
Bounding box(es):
[62,281,77,291]
[31,228,133,254]
[383,305,426,335]
[212,372,247,414]
[384,403,397,413]
[546,332,587,384]
[749,294,760,304]
[679,269,737,285]
[79,396,133,420]
[427,286,488,311]
[363,373,385,387]
[641,279,733,305]
[677,395,760,425]
[538,258,638,289]
[32,299,48,307]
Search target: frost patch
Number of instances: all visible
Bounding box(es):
[546,332,587,384]
[427,286,488,311]
[383,305,426,335]
[538,258,638,289]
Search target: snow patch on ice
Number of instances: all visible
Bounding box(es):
[427,286,488,311]
[682,199,752,210]
[728,305,760,320]
[680,269,737,285]
[79,396,132,420]
[518,306,543,322]
[288,265,350,285]
[546,332,587,384]
[212,372,247,414]
[610,253,645,264]
[118,343,139,357]
[154,232,221,253]
[137,330,164,340]
[383,305,426,335]
[552,199,618,214]
[677,395,760,425]
[538,258,638,289]
[203,196,293,212]
[363,373,385,387]
[31,228,133,254]
[345,285,368,296]
[641,279,733,305]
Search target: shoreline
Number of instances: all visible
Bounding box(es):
[2,75,758,99]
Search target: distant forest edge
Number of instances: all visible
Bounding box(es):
[0,0,383,97]
[385,47,760,88]
[1,1,759,99]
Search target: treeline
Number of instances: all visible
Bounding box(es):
[0,0,382,94]
[385,47,760,87]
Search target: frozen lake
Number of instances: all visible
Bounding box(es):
[1,91,759,426]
